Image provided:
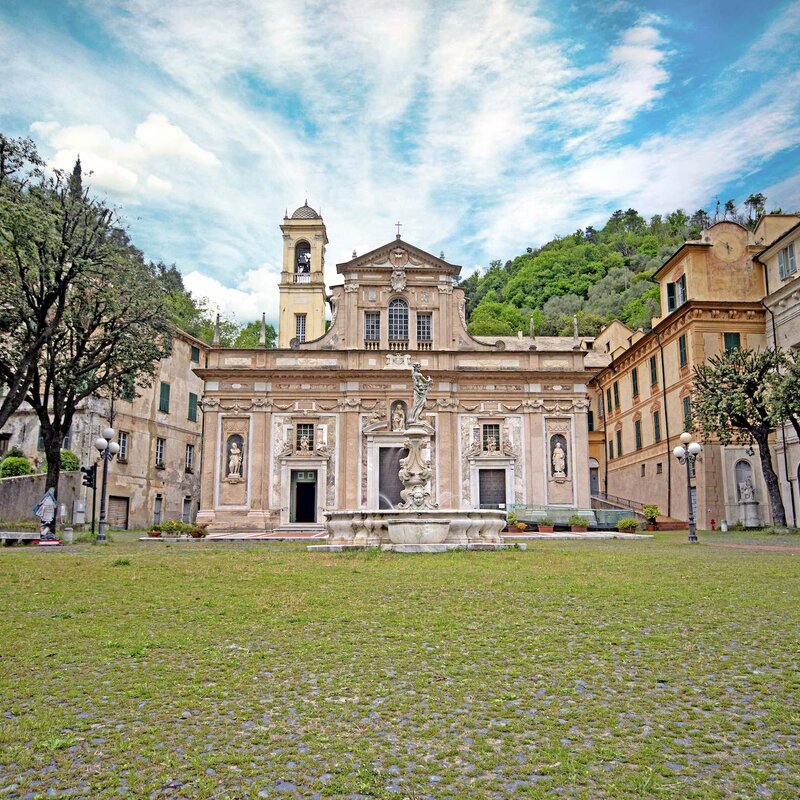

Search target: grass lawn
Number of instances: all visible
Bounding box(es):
[1,531,799,799]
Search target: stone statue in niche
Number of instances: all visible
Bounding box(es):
[486,435,498,453]
[391,403,406,432]
[738,477,754,502]
[226,435,244,482]
[299,435,311,453]
[409,362,432,424]
[550,434,568,479]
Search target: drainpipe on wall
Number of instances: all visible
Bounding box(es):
[656,332,672,518]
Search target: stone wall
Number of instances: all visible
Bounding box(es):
[0,471,82,525]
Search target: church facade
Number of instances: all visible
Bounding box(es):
[196,205,606,536]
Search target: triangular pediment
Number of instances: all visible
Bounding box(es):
[335,238,461,276]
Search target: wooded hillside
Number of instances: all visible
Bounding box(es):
[460,201,768,337]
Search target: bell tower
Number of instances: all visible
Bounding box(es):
[278,201,329,348]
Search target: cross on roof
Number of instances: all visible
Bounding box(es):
[395,220,402,239]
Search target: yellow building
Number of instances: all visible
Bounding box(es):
[592,221,771,528]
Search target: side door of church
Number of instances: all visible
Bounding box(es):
[479,468,506,509]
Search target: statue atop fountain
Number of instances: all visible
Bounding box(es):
[409,362,432,425]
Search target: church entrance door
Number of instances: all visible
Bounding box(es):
[479,469,506,508]
[378,446,409,509]
[291,470,317,523]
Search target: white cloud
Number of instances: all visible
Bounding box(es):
[146,174,172,192]
[135,113,220,165]
[183,263,282,324]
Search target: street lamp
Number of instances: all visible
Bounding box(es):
[673,431,702,543]
[94,427,120,542]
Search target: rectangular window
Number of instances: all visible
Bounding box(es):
[296,423,314,451]
[634,419,642,450]
[608,440,614,460]
[0,433,9,457]
[185,443,194,472]
[677,274,687,306]
[417,312,432,341]
[153,495,163,526]
[641,464,646,477]
[295,314,307,343]
[118,431,129,461]
[780,243,796,279]
[588,410,594,432]
[616,429,622,457]
[613,381,620,409]
[723,332,741,353]
[482,423,501,452]
[656,462,663,475]
[182,496,192,523]
[631,367,639,398]
[667,282,677,312]
[155,437,165,468]
[38,429,70,451]
[159,381,170,413]
[190,345,200,363]
[650,355,658,386]
[188,392,198,422]
[606,388,612,413]
[678,334,688,367]
[682,396,692,429]
[653,411,661,443]
[364,311,380,341]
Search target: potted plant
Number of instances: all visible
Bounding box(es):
[514,521,527,532]
[506,511,518,532]
[189,523,208,539]
[537,517,555,533]
[642,505,660,531]
[616,516,641,533]
[568,514,590,533]
[147,524,162,538]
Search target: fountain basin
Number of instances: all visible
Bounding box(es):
[309,508,516,553]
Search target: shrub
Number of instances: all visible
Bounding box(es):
[514,521,527,530]
[617,516,641,531]
[60,449,80,471]
[568,514,590,527]
[152,520,206,537]
[643,504,660,522]
[538,517,555,527]
[0,456,34,478]
[507,511,518,526]
[0,446,25,462]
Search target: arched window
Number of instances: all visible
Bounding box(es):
[735,459,755,502]
[295,241,311,274]
[388,298,408,340]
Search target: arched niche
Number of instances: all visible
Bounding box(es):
[735,459,754,502]
[550,434,568,479]
[390,400,408,432]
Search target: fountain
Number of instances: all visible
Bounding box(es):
[309,364,516,553]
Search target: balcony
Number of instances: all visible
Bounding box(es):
[417,341,432,351]
[364,340,380,350]
[293,273,311,284]
[388,340,409,351]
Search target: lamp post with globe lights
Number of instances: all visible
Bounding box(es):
[673,431,702,543]
[94,427,120,542]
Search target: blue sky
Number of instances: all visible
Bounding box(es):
[1,0,799,324]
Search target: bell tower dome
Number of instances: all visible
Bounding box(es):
[277,201,328,348]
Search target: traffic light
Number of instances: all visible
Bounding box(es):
[81,465,96,488]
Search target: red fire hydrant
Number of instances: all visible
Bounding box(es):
[710,518,716,531]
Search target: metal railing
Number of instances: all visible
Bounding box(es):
[592,492,645,512]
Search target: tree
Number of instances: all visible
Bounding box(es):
[691,348,786,526]
[234,319,276,347]
[744,193,767,224]
[0,135,104,430]
[2,145,173,530]
[769,348,800,443]
[724,199,736,219]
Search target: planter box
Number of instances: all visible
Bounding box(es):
[646,522,657,531]
[147,530,161,538]
[570,525,588,533]
[537,525,555,533]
